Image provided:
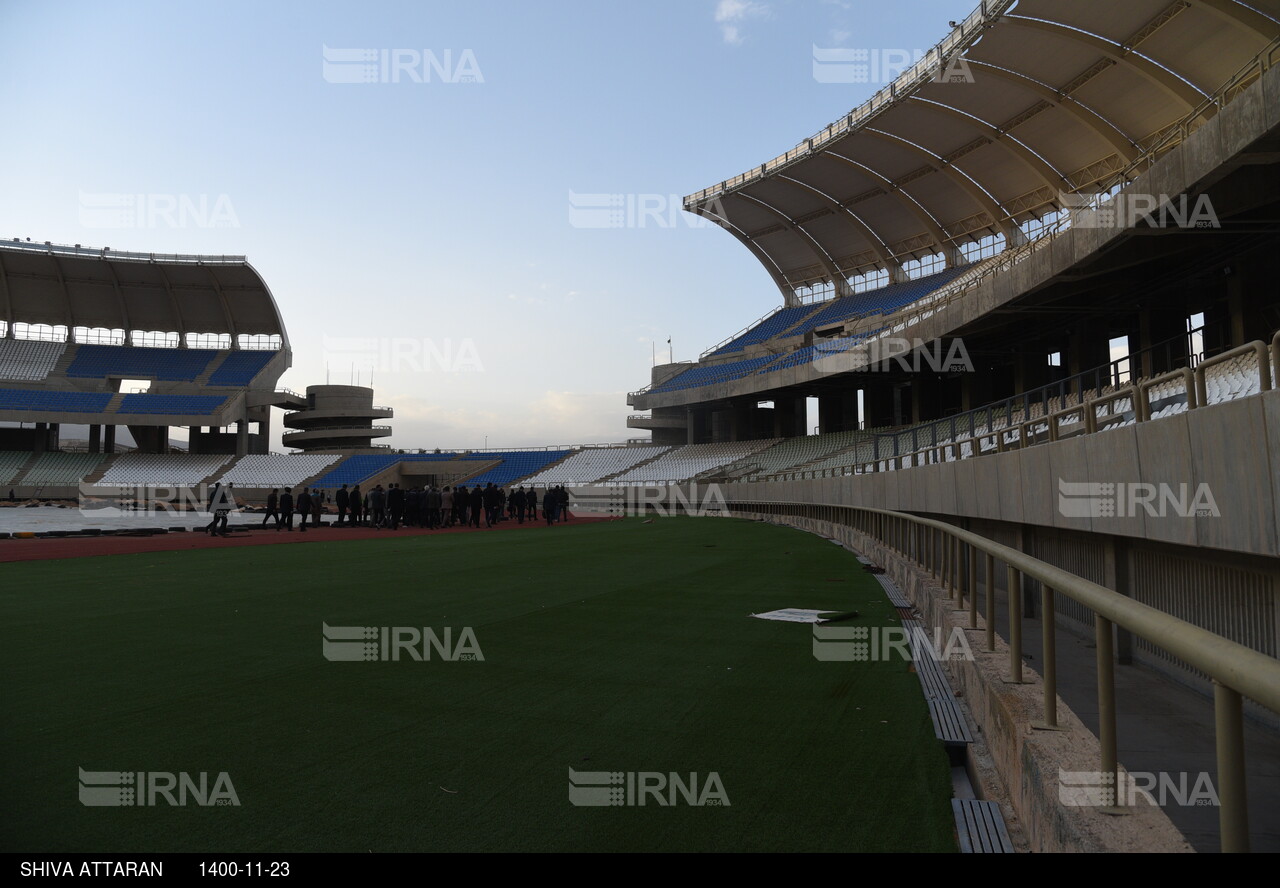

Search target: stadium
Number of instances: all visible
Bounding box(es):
[2,0,1279,859]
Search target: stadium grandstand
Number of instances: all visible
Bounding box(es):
[0,240,293,464]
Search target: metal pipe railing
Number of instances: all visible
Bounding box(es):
[1194,340,1272,407]
[724,499,1280,851]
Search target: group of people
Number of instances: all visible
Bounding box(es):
[257,483,575,531]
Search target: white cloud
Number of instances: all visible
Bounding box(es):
[715,0,768,46]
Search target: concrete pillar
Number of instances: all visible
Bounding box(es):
[88,424,101,454]
[104,425,116,455]
[1227,273,1245,346]
[34,423,47,453]
[1138,307,1154,379]
[236,420,249,457]
[819,393,852,435]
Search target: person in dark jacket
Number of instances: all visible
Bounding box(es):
[469,485,484,528]
[205,483,224,536]
[370,485,386,528]
[406,486,421,527]
[279,489,294,532]
[335,484,350,526]
[557,486,570,523]
[511,487,525,524]
[542,488,557,525]
[262,488,280,528]
[296,487,313,533]
[388,483,405,530]
[349,484,362,526]
[482,483,499,528]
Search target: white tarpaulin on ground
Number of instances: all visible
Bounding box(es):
[751,608,835,623]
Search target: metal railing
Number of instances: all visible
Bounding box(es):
[728,501,1279,852]
[0,239,247,265]
[765,331,1276,481]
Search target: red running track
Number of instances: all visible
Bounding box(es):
[0,514,614,564]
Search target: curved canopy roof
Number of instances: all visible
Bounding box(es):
[685,0,1280,302]
[0,241,289,345]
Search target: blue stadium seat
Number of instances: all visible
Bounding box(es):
[67,345,219,381]
[649,355,780,394]
[313,453,460,487]
[117,394,228,415]
[0,388,113,412]
[462,451,570,485]
[208,351,276,386]
[709,304,820,356]
[784,266,969,339]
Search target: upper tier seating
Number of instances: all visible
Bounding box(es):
[608,439,780,484]
[208,351,276,386]
[784,266,971,339]
[649,355,780,394]
[0,339,65,381]
[117,394,228,416]
[67,345,218,381]
[0,388,113,413]
[519,445,672,485]
[216,453,342,488]
[19,451,109,486]
[708,304,824,357]
[93,453,234,487]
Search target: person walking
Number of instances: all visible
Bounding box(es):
[441,486,454,528]
[311,487,323,528]
[388,483,405,531]
[558,485,570,524]
[371,484,386,529]
[542,487,557,526]
[205,482,223,536]
[469,484,484,528]
[279,488,294,531]
[262,488,280,528]
[297,487,313,533]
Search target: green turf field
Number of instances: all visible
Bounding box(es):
[0,517,956,852]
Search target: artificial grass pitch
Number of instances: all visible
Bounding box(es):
[0,517,956,852]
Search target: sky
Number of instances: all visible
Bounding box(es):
[0,0,974,451]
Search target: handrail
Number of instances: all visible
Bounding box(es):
[723,500,1279,852]
[1082,385,1139,434]
[1138,368,1196,422]
[0,239,246,265]
[1272,329,1280,391]
[1194,340,1271,407]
